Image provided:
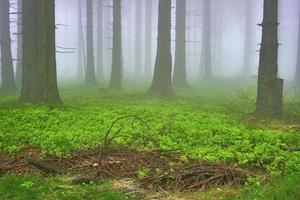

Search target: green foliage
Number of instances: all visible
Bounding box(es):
[137,168,151,180]
[0,174,138,200]
[0,82,300,176]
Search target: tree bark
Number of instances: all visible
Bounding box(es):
[149,0,173,96]
[256,0,283,117]
[144,0,153,77]
[15,0,22,86]
[20,0,61,104]
[173,0,188,88]
[0,0,16,90]
[109,0,122,90]
[97,0,104,79]
[201,0,212,79]
[85,0,97,85]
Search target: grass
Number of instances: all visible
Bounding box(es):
[0,174,138,200]
[0,79,300,199]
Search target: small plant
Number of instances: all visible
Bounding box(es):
[137,168,150,180]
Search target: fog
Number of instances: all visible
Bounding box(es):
[2,0,300,83]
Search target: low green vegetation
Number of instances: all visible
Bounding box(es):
[1,80,300,199]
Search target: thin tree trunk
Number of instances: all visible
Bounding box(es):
[149,0,173,96]
[201,0,212,79]
[85,0,97,85]
[135,0,142,75]
[15,0,22,86]
[256,0,283,117]
[77,0,84,80]
[20,0,61,104]
[173,0,188,88]
[97,0,104,79]
[295,12,300,88]
[144,0,153,77]
[243,0,254,77]
[109,0,122,90]
[0,0,16,90]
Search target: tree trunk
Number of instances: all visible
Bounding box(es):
[256,0,283,117]
[295,11,300,88]
[0,0,16,90]
[135,0,142,76]
[109,0,122,90]
[173,0,188,88]
[201,0,212,79]
[77,0,84,80]
[97,0,104,79]
[20,0,61,104]
[85,0,97,85]
[15,0,22,86]
[144,0,153,77]
[243,0,254,77]
[149,0,173,96]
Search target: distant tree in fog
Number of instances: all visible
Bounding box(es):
[16,0,22,86]
[20,0,61,104]
[0,0,16,90]
[85,0,98,85]
[201,0,213,79]
[173,0,188,88]
[256,0,283,117]
[144,0,153,77]
[149,0,173,95]
[243,0,255,77]
[295,11,300,88]
[97,0,104,79]
[135,0,142,76]
[77,0,85,80]
[109,0,122,90]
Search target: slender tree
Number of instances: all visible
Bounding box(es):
[15,0,22,85]
[85,0,97,85]
[109,0,122,90]
[243,0,254,77]
[77,0,84,80]
[295,12,300,88]
[97,0,104,79]
[200,0,212,79]
[135,0,142,75]
[256,0,283,117]
[0,0,16,90]
[149,0,173,95]
[20,0,61,104]
[144,0,153,77]
[173,0,188,88]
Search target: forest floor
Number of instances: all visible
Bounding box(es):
[0,79,300,200]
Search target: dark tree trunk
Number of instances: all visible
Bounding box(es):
[173,0,188,88]
[144,0,153,77]
[256,0,283,117]
[85,0,97,85]
[20,0,61,104]
[109,0,122,90]
[97,0,104,79]
[295,12,300,88]
[135,0,142,76]
[243,0,254,77]
[77,0,84,80]
[0,0,16,90]
[149,0,173,96]
[15,0,22,86]
[201,0,212,79]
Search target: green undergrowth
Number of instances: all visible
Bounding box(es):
[0,81,300,176]
[0,174,138,200]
